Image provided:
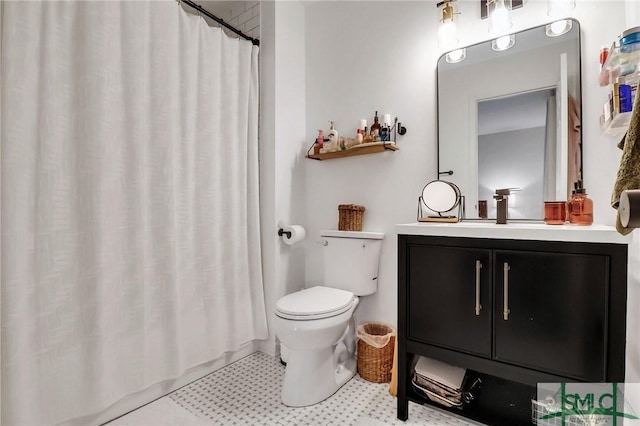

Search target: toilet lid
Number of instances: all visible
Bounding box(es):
[276,286,355,319]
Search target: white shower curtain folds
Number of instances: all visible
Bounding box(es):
[0,1,267,424]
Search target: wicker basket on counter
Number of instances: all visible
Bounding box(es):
[338,204,365,231]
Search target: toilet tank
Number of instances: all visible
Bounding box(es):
[320,230,384,296]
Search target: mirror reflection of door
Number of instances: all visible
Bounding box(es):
[477,89,556,220]
[436,20,581,221]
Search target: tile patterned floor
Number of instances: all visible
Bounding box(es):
[110,351,484,426]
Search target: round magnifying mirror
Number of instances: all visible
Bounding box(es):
[422,180,461,213]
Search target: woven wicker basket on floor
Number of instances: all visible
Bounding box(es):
[357,323,396,383]
[338,204,365,231]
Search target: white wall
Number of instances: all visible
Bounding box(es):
[304,1,437,328]
[626,0,640,28]
[259,1,306,356]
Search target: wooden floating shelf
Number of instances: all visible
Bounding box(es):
[306,142,399,161]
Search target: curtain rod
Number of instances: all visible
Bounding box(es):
[180,0,260,46]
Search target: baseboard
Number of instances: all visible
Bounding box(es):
[259,336,278,357]
[60,341,260,426]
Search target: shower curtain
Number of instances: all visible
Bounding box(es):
[0,1,267,424]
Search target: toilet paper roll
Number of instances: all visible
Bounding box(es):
[619,190,640,228]
[282,225,306,245]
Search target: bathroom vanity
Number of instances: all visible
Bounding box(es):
[396,222,630,425]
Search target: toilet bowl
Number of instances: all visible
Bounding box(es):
[274,230,384,407]
[275,286,359,407]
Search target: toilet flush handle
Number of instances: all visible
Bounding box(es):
[317,239,328,246]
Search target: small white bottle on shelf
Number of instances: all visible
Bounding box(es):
[328,121,339,146]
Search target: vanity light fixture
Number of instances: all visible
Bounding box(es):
[437,0,460,50]
[546,19,573,37]
[492,34,515,51]
[446,48,466,63]
[547,0,576,18]
[487,0,513,35]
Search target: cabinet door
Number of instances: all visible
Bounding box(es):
[494,250,608,381]
[407,244,492,357]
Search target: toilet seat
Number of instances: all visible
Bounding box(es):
[276,286,356,320]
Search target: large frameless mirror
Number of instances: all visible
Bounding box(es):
[437,19,581,220]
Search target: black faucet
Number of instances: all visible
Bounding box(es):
[493,188,512,225]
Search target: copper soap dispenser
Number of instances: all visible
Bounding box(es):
[568,181,593,225]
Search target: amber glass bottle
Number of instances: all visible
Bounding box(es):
[370,111,381,138]
[568,184,593,225]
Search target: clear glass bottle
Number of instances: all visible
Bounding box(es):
[316,129,324,148]
[315,129,325,154]
[568,183,593,225]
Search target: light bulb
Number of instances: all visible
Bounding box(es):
[493,2,508,21]
[492,34,515,51]
[446,48,466,63]
[546,19,572,37]
[437,0,459,49]
[438,21,458,49]
[489,0,512,34]
[495,35,510,50]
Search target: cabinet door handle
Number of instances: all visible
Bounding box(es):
[475,260,482,315]
[503,262,511,320]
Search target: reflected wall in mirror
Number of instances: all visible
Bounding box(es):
[437,19,581,220]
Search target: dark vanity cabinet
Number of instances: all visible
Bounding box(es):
[493,250,609,382]
[398,234,628,425]
[408,245,492,357]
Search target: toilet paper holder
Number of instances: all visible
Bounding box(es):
[277,223,306,245]
[277,228,292,239]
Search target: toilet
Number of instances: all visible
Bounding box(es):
[274,230,384,407]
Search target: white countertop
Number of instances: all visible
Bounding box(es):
[395,221,632,244]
